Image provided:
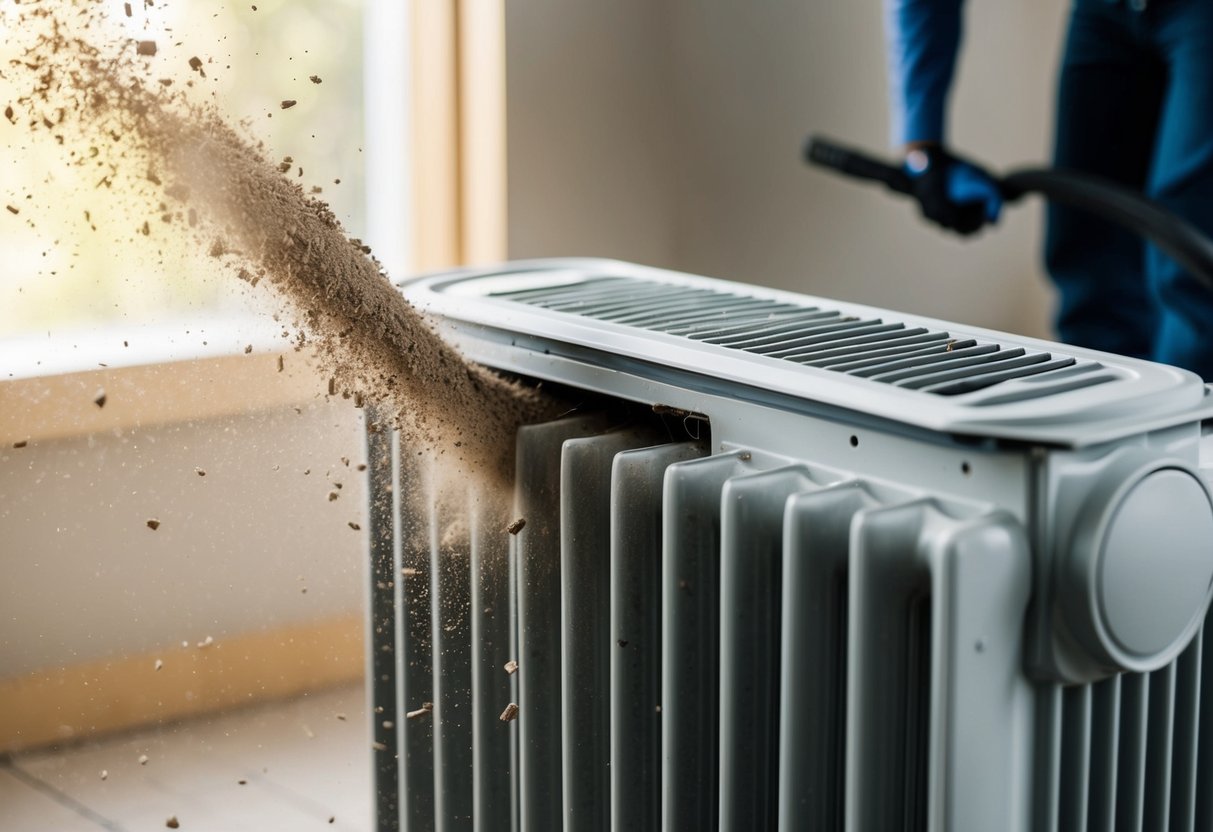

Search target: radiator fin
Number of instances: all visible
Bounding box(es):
[514,416,610,830]
[609,443,706,832]
[560,429,664,831]
[778,484,878,830]
[1046,624,1208,832]
[431,488,474,831]
[401,457,436,828]
[469,492,515,832]
[662,453,754,830]
[718,467,832,830]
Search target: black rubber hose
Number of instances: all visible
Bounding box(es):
[1001,168,1213,293]
[805,135,1213,293]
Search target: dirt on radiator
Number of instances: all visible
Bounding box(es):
[2,1,560,487]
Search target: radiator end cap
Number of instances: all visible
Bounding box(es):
[1066,458,1213,675]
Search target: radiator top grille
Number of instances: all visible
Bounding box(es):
[403,258,1213,446]
[493,276,1084,397]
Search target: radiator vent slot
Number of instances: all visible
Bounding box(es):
[491,276,1112,399]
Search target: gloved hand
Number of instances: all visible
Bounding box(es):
[904,145,1002,236]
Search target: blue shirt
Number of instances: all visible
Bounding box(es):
[885,0,964,146]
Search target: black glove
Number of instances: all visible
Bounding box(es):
[904,146,1003,236]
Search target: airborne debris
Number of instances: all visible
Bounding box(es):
[195,467,206,476]
[100,769,108,780]
[406,702,433,720]
[309,75,322,84]
[280,100,297,110]
[165,817,179,829]
[506,518,526,535]
[335,712,347,721]
[504,660,518,675]
[146,519,160,530]
[93,388,107,408]
[348,521,361,531]
[5,205,18,215]
[138,754,149,765]
[12,440,28,449]
[154,659,163,671]
[499,703,519,723]
[136,40,156,56]
[196,635,214,649]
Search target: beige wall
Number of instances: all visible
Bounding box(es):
[506,0,1067,339]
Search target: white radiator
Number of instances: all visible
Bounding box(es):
[365,258,1213,831]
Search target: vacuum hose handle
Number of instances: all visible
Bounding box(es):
[804,136,914,196]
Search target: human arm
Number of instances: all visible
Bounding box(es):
[884,0,1001,235]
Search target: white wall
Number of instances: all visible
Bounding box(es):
[506,0,1068,339]
[0,402,367,677]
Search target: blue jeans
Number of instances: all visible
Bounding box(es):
[1046,0,1213,379]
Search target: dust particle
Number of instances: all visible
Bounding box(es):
[243,344,252,354]
[138,754,149,765]
[154,659,163,671]
[93,388,107,408]
[328,492,338,501]
[402,567,419,577]
[195,467,206,476]
[197,635,214,649]
[165,817,179,829]
[146,519,160,530]
[100,769,108,780]
[328,818,335,825]
[309,75,322,84]
[348,521,360,531]
[124,2,132,15]
[356,463,367,471]
[406,702,433,720]
[6,205,18,215]
[13,440,27,449]
[335,713,346,721]
[499,703,519,722]
[237,779,247,785]
[136,40,157,56]
[504,660,518,675]
[281,100,297,109]
[506,518,526,535]
[188,56,205,76]
[277,355,284,372]
[371,741,387,752]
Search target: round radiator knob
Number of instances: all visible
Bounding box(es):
[1063,457,1213,675]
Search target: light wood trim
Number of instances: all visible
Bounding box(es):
[0,352,328,447]
[458,0,507,264]
[0,614,364,753]
[411,1,462,270]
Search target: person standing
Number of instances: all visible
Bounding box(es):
[885,0,1213,379]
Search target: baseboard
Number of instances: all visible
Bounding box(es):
[0,613,365,754]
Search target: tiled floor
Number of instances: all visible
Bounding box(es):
[0,684,372,831]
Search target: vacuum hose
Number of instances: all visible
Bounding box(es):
[805,135,1213,293]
